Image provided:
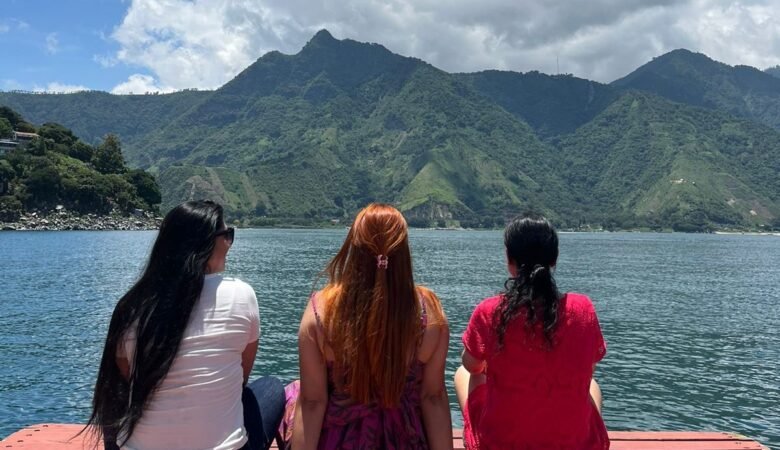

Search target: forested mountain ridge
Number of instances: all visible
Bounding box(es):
[612,49,780,131]
[1,31,779,231]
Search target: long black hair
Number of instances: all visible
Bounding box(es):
[495,216,561,349]
[85,201,224,447]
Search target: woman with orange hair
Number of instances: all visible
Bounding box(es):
[279,203,453,449]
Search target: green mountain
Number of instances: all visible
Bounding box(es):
[557,91,780,230]
[457,71,620,139]
[130,30,569,225]
[0,89,209,146]
[0,108,161,221]
[612,49,780,131]
[1,33,779,230]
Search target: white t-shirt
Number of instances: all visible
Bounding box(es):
[117,274,260,450]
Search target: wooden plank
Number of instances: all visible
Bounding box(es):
[609,431,751,441]
[611,442,766,450]
[1,424,769,450]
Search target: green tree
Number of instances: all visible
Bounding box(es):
[125,169,162,207]
[92,134,126,174]
[38,123,78,146]
[0,118,12,139]
[29,137,49,156]
[68,141,95,162]
[25,161,61,204]
[0,159,14,195]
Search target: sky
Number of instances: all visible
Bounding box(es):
[2,0,779,94]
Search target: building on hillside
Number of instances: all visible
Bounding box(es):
[0,139,18,154]
[0,131,39,155]
[13,131,39,142]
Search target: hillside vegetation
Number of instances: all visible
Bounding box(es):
[0,107,161,222]
[1,31,779,231]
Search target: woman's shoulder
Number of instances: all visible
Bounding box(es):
[414,285,447,327]
[473,294,503,315]
[561,292,599,319]
[216,276,256,299]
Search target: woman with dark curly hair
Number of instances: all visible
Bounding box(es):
[455,216,609,449]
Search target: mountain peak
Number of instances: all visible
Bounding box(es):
[307,29,337,46]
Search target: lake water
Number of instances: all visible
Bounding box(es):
[1,230,778,448]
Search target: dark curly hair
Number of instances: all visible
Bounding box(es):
[495,216,561,349]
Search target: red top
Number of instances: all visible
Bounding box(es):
[462,293,609,449]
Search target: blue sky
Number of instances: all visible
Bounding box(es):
[0,0,140,92]
[2,0,779,94]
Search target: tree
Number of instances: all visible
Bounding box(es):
[92,134,126,174]
[25,161,61,204]
[0,118,12,139]
[29,137,49,156]
[125,169,162,208]
[0,159,14,195]
[38,123,78,146]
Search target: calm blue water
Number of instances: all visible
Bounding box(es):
[1,230,778,448]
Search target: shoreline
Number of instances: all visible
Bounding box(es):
[1,210,778,235]
[0,208,161,231]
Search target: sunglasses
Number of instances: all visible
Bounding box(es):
[215,227,235,243]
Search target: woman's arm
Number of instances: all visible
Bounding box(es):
[241,340,259,386]
[461,349,486,375]
[291,300,329,450]
[421,322,454,450]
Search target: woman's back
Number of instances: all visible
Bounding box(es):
[281,289,444,449]
[463,292,607,448]
[119,275,259,450]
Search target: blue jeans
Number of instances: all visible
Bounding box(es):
[240,376,286,450]
[103,376,286,450]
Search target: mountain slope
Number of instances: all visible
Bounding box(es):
[0,89,209,147]
[557,91,780,229]
[131,31,569,222]
[612,49,780,131]
[458,71,620,139]
[1,35,778,229]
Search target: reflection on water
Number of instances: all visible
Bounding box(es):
[1,230,778,448]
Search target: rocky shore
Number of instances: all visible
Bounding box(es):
[0,206,161,231]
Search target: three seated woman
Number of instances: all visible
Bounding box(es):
[88,201,608,450]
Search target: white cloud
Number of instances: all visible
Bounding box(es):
[111,73,173,94]
[94,53,119,68]
[33,82,90,93]
[109,0,780,88]
[45,33,59,54]
[2,79,24,91]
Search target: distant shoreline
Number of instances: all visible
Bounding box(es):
[0,208,160,231]
[3,218,779,235]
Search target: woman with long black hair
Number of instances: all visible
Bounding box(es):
[86,200,285,450]
[455,216,609,449]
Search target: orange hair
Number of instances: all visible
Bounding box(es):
[320,203,425,407]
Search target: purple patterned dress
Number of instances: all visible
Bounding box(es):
[278,298,429,449]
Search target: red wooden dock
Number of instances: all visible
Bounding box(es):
[1,424,769,449]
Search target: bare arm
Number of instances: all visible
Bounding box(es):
[421,322,454,450]
[291,300,328,450]
[461,348,486,375]
[241,340,259,386]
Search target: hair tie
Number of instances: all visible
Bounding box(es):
[376,254,389,269]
